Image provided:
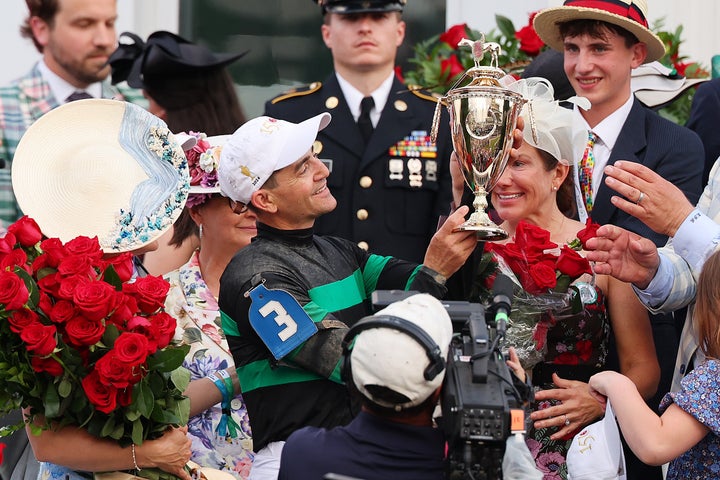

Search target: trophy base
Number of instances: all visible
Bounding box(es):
[453,222,508,241]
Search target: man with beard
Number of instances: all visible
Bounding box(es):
[0,0,141,225]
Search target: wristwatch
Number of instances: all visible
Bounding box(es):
[420,265,447,285]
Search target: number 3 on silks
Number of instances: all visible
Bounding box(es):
[246,283,318,360]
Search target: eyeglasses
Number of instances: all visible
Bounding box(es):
[227,197,249,215]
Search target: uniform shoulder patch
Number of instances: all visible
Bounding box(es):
[270,82,323,104]
[407,84,443,103]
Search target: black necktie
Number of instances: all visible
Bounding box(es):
[66,91,93,103]
[358,96,375,144]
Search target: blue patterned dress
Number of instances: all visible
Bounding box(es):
[165,251,254,479]
[662,359,720,479]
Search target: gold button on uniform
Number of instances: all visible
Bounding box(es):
[325,96,339,109]
[394,99,408,111]
[357,241,369,251]
[359,176,372,188]
[356,209,369,221]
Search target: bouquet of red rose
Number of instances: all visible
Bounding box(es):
[472,219,601,370]
[0,216,190,476]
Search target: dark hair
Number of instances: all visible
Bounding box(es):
[21,0,59,52]
[558,19,640,49]
[536,148,577,219]
[694,250,720,360]
[168,208,199,248]
[144,68,245,137]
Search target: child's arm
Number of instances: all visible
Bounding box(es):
[506,347,525,382]
[589,371,709,465]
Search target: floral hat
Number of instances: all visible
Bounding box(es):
[11,99,189,253]
[183,132,229,208]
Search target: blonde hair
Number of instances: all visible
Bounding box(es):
[694,249,720,359]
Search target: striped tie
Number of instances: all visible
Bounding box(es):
[579,131,596,214]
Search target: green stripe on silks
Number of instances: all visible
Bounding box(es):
[404,264,424,290]
[238,359,324,392]
[220,310,240,336]
[361,254,393,293]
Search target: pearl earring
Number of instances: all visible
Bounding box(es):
[199,224,203,239]
[552,185,558,191]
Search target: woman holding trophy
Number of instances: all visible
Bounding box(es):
[449,77,659,478]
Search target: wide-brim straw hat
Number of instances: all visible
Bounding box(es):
[533,0,665,63]
[12,99,189,253]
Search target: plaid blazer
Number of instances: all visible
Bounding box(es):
[646,160,720,391]
[0,63,143,225]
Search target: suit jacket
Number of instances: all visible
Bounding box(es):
[0,63,142,224]
[686,78,720,187]
[264,74,453,263]
[590,98,704,247]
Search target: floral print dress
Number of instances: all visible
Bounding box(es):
[165,251,254,479]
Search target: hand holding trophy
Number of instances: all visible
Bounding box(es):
[432,35,527,240]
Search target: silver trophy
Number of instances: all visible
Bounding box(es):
[432,36,526,240]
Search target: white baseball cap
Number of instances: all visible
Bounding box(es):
[350,293,453,410]
[218,113,331,205]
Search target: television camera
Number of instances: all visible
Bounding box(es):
[371,275,533,480]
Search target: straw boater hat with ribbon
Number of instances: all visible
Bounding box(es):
[11,99,190,253]
[533,0,666,63]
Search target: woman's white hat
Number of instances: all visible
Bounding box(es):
[12,99,189,253]
[533,0,665,63]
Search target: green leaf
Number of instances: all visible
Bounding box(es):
[495,15,517,40]
[146,345,190,372]
[43,382,60,418]
[102,264,123,291]
[100,415,117,438]
[135,381,155,418]
[58,378,72,398]
[131,418,143,445]
[170,367,191,393]
[13,267,40,310]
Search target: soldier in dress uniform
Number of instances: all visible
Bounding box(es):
[264,0,454,264]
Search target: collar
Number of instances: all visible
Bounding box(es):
[575,94,634,151]
[256,222,314,246]
[336,71,394,125]
[38,59,103,102]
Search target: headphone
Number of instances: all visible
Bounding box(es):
[340,314,446,384]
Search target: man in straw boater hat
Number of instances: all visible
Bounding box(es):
[7,98,194,480]
[532,1,704,478]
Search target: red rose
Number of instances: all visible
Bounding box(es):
[63,236,103,262]
[95,353,138,388]
[556,245,593,278]
[82,370,117,414]
[0,248,29,273]
[113,332,150,366]
[149,312,177,349]
[0,270,29,311]
[64,315,106,347]
[58,254,95,278]
[39,292,54,316]
[440,54,465,81]
[117,387,134,407]
[49,300,75,324]
[439,23,468,49]
[37,272,61,298]
[528,261,557,294]
[127,316,159,353]
[72,280,118,320]
[514,221,557,254]
[515,12,544,56]
[101,253,134,283]
[126,275,170,314]
[20,323,57,356]
[108,294,139,329]
[31,355,64,376]
[56,274,90,301]
[38,238,66,267]
[553,351,580,365]
[0,232,17,255]
[8,308,40,334]
[576,218,601,250]
[7,216,43,247]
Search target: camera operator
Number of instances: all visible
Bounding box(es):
[277,293,451,480]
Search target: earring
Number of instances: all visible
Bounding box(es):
[552,185,558,191]
[198,224,203,239]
